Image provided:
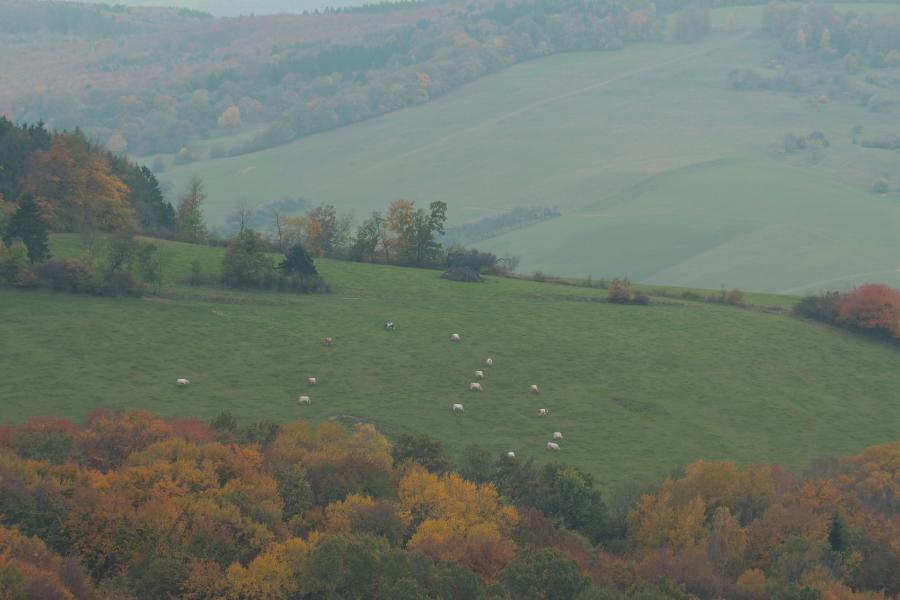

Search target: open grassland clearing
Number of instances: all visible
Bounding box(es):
[1,236,899,488]
[160,4,900,293]
[482,157,900,294]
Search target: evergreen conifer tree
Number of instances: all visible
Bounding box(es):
[280,243,317,276]
[4,193,50,263]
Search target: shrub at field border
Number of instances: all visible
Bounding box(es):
[796,284,900,343]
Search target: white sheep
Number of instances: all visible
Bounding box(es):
[469,382,483,392]
[474,370,485,379]
[308,377,318,385]
[452,403,465,412]
[553,431,563,440]
[506,451,516,458]
[177,378,190,386]
[486,358,494,366]
[538,408,549,417]
[451,333,461,342]
[298,395,311,405]
[546,442,560,451]
[530,384,540,394]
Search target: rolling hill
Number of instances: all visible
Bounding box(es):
[159,4,900,294]
[70,0,369,16]
[2,235,900,490]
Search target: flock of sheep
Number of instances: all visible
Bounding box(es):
[449,332,563,454]
[178,322,565,454]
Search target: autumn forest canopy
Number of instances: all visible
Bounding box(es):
[0,0,715,158]
[0,410,898,600]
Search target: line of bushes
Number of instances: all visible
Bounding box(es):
[0,234,164,297]
[795,284,900,343]
[530,273,753,309]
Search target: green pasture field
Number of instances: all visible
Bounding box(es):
[2,235,898,489]
[158,4,900,294]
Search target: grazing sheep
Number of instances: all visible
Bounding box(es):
[384,321,395,331]
[469,382,483,392]
[553,431,563,440]
[177,378,190,386]
[451,333,461,342]
[308,377,318,385]
[298,395,311,405]
[538,408,549,417]
[452,403,465,412]
[323,337,334,346]
[486,358,494,366]
[546,442,560,451]
[530,384,540,394]
[506,451,516,458]
[475,370,485,379]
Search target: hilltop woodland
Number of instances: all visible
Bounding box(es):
[0,115,484,294]
[1,112,517,296]
[0,411,895,599]
[0,117,179,295]
[0,118,173,235]
[730,3,900,116]
[0,0,716,159]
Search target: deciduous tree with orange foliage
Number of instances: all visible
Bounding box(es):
[399,466,519,580]
[25,133,135,233]
[0,410,897,599]
[798,284,900,344]
[838,284,900,338]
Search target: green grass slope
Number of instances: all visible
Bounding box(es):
[480,158,900,294]
[159,5,900,293]
[2,236,899,488]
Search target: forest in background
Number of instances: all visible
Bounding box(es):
[0,410,897,599]
[0,0,714,158]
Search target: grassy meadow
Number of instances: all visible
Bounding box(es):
[2,235,900,489]
[159,4,900,294]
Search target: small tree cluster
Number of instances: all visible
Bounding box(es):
[445,245,499,273]
[207,230,328,293]
[349,200,448,266]
[607,280,650,305]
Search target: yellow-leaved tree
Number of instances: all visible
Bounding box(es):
[224,537,310,600]
[26,133,135,233]
[399,466,518,580]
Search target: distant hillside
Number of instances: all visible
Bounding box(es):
[64,0,372,17]
[160,5,900,293]
[2,0,686,156]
